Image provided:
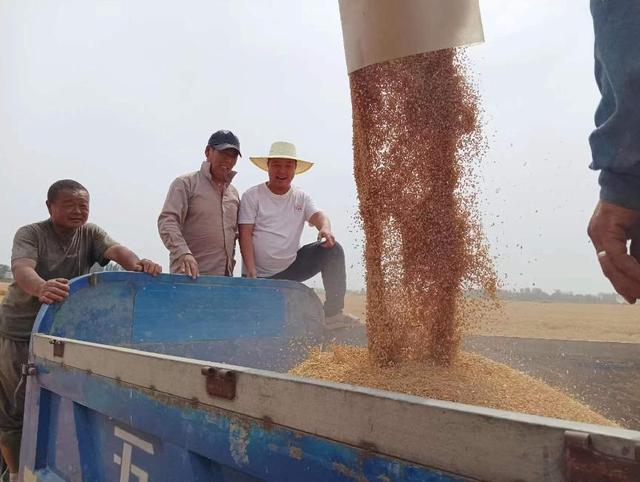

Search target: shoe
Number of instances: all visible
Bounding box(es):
[324,312,361,330]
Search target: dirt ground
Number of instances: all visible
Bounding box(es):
[344,292,640,343]
[465,336,640,429]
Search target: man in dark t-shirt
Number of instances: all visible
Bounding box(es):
[0,179,161,479]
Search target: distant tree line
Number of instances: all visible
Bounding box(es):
[0,262,125,281]
[466,287,620,304]
[90,262,125,273]
[349,287,621,304]
[0,261,125,277]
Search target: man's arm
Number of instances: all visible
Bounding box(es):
[238,224,257,278]
[12,258,69,304]
[309,211,336,248]
[158,178,199,278]
[104,245,161,275]
[238,189,260,278]
[588,2,640,303]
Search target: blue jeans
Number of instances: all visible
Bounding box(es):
[589,1,640,210]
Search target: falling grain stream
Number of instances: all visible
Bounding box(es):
[294,49,616,427]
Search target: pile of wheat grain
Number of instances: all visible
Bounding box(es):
[291,345,614,426]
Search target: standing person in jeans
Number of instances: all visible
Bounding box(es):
[158,130,241,278]
[0,179,161,481]
[587,2,640,304]
[238,141,359,328]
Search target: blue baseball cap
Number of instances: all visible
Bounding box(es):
[208,130,241,156]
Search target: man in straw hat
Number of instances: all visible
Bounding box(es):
[238,141,359,328]
[158,130,241,278]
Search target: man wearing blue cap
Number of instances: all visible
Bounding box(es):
[158,130,241,278]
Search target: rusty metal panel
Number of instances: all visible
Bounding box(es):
[201,366,236,400]
[50,339,64,358]
[565,430,640,481]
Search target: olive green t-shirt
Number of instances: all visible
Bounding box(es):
[0,219,117,341]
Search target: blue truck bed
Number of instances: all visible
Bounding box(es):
[19,273,640,481]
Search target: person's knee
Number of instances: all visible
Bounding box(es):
[326,241,344,259]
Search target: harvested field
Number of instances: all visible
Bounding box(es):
[474,300,640,343]
[291,344,615,427]
[344,292,640,343]
[0,281,8,301]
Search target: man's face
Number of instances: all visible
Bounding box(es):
[206,146,238,182]
[267,158,297,191]
[47,189,90,230]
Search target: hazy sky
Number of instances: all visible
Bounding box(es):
[0,1,612,294]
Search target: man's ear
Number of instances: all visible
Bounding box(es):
[46,200,52,215]
[205,145,211,157]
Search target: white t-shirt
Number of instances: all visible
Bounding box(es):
[238,183,320,277]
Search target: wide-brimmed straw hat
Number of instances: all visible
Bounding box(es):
[250,141,314,174]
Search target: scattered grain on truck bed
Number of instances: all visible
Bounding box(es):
[291,345,615,427]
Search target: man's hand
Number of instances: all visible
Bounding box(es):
[318,228,336,248]
[178,253,199,279]
[134,259,162,276]
[105,245,162,276]
[588,200,640,303]
[245,268,258,279]
[37,278,70,304]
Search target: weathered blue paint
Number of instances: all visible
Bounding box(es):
[33,272,326,371]
[132,283,285,342]
[22,360,469,482]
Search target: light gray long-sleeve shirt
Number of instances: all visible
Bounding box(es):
[158,161,239,275]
